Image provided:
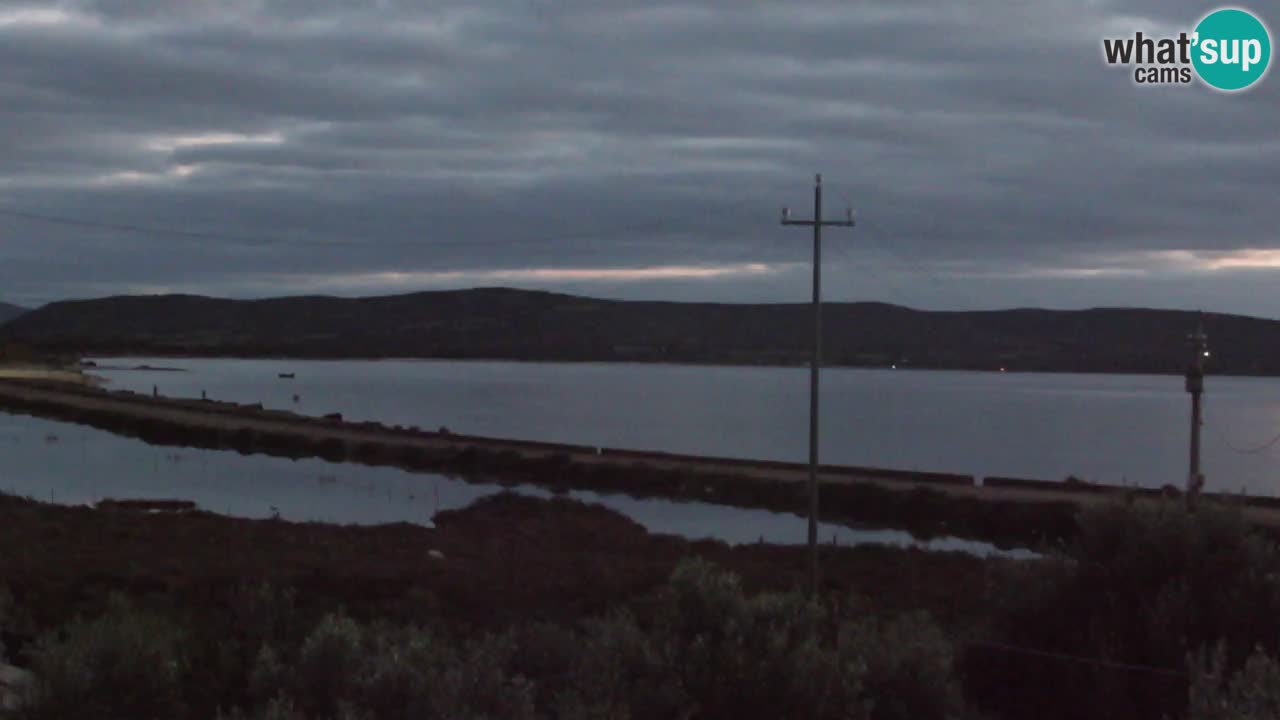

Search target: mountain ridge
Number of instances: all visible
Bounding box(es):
[0,302,28,325]
[3,287,1275,375]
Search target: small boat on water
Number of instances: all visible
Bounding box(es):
[278,372,296,379]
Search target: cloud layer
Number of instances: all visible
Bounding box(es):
[1,0,1277,315]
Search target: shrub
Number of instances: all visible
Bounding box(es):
[841,612,960,720]
[291,613,364,718]
[0,586,11,659]
[228,583,305,655]
[506,622,580,710]
[424,630,536,720]
[556,560,957,720]
[977,499,1280,719]
[19,597,185,720]
[1066,500,1280,662]
[4,561,963,720]
[1190,645,1280,720]
[241,614,536,720]
[555,611,688,720]
[652,558,886,720]
[347,624,439,718]
[218,693,306,720]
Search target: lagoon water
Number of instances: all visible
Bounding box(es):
[3,356,1276,557]
[0,411,1019,555]
[91,357,1280,496]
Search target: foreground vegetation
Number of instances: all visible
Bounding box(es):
[6,561,962,720]
[964,499,1280,718]
[5,492,1280,718]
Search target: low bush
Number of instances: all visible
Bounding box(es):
[1190,644,1280,720]
[241,615,536,720]
[555,610,687,719]
[650,557,959,720]
[975,499,1280,719]
[18,597,185,720]
[655,558,848,718]
[5,561,961,720]
[0,585,10,659]
[843,612,960,720]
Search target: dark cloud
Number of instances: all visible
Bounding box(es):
[0,0,1277,316]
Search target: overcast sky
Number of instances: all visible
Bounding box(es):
[1,0,1277,315]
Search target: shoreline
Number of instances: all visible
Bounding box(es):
[0,367,97,385]
[79,351,1280,379]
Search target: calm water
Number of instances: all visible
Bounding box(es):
[0,411,1019,555]
[92,357,1280,495]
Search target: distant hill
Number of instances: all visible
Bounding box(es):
[0,302,27,325]
[3,287,1277,374]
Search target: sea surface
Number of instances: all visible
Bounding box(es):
[91,357,1280,495]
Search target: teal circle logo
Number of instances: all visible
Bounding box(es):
[1192,8,1271,91]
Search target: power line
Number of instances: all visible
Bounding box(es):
[0,204,534,250]
[1206,419,1280,455]
[825,184,988,311]
[0,185,790,254]
[969,641,1188,679]
[1200,397,1280,456]
[0,207,286,246]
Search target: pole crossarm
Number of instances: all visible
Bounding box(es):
[781,213,855,227]
[781,219,855,227]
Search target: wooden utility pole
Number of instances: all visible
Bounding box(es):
[781,174,854,597]
[1185,314,1208,505]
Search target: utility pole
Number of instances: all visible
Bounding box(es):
[1185,313,1208,506]
[781,174,854,597]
